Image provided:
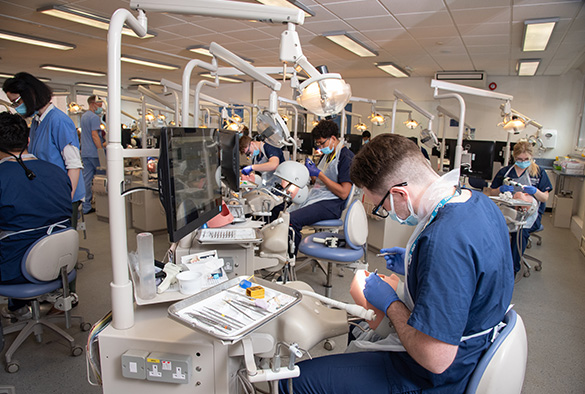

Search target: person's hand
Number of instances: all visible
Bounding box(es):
[241,165,254,175]
[364,273,400,314]
[523,185,537,195]
[499,185,514,193]
[380,247,405,275]
[305,158,321,177]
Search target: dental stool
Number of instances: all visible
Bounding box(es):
[465,309,528,394]
[526,223,544,249]
[523,224,544,274]
[309,185,357,233]
[0,228,90,373]
[298,200,368,297]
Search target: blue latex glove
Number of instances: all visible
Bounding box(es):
[380,247,405,275]
[499,185,514,193]
[523,185,537,195]
[305,158,321,177]
[364,273,400,314]
[242,165,254,175]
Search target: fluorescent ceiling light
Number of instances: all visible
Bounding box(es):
[376,62,410,78]
[75,82,107,89]
[38,5,156,39]
[129,77,161,85]
[0,72,14,79]
[0,72,49,82]
[40,64,106,77]
[323,32,377,57]
[188,45,254,63]
[523,18,558,52]
[255,0,315,17]
[121,55,179,70]
[0,29,75,50]
[517,59,540,76]
[199,73,245,83]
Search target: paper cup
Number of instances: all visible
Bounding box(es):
[177,271,203,295]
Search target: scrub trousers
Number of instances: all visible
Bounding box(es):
[510,214,542,274]
[82,157,100,214]
[272,198,345,256]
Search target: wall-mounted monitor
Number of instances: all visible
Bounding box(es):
[296,132,314,155]
[345,133,363,155]
[158,127,222,243]
[460,140,496,180]
[219,129,240,192]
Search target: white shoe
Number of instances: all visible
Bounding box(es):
[1,305,32,321]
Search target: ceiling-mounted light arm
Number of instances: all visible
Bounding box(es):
[137,86,175,111]
[436,105,474,173]
[278,101,300,160]
[181,58,218,126]
[393,89,434,132]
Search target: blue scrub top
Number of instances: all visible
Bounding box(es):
[0,159,72,281]
[255,142,285,165]
[80,110,103,158]
[29,107,86,203]
[491,164,552,215]
[401,191,514,392]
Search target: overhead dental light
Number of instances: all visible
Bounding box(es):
[255,0,315,18]
[323,32,378,57]
[369,113,385,126]
[311,120,319,127]
[41,64,105,77]
[38,5,156,38]
[517,59,540,76]
[375,62,410,78]
[0,29,75,50]
[501,115,525,134]
[404,117,419,129]
[523,18,558,52]
[121,55,179,70]
[355,122,367,131]
[257,110,290,148]
[68,102,81,114]
[420,128,439,149]
[226,122,241,131]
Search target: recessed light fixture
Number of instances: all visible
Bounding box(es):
[188,45,254,63]
[523,18,559,52]
[375,62,410,78]
[121,55,179,70]
[75,82,107,89]
[323,32,378,57]
[255,0,315,17]
[129,77,161,85]
[199,73,245,83]
[40,64,106,77]
[38,5,156,39]
[0,72,51,82]
[0,29,75,50]
[517,59,540,76]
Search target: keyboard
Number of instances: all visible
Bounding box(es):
[198,228,257,242]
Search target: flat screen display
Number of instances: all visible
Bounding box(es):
[219,129,240,192]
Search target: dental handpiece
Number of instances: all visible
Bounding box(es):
[376,252,398,257]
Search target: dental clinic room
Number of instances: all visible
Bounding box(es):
[1,0,585,393]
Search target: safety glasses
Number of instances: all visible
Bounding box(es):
[10,96,22,108]
[371,182,408,218]
[314,137,330,149]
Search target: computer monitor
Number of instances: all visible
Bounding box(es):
[494,141,516,165]
[146,128,161,148]
[158,127,222,243]
[460,140,496,180]
[345,133,363,155]
[219,129,240,192]
[296,132,314,155]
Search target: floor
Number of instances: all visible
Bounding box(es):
[1,210,584,393]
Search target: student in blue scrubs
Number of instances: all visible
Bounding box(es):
[281,134,514,394]
[0,113,72,319]
[489,141,552,274]
[3,72,85,228]
[239,134,285,188]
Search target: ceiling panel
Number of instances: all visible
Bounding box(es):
[345,15,401,31]
[325,1,389,19]
[379,0,446,14]
[394,11,454,28]
[512,2,583,21]
[451,7,511,25]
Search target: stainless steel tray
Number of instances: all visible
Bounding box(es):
[168,276,301,343]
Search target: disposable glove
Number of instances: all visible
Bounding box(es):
[380,247,405,275]
[305,158,321,177]
[522,185,537,195]
[242,165,254,175]
[364,273,400,314]
[499,185,514,193]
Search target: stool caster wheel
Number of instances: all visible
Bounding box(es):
[535,265,542,271]
[71,346,83,357]
[75,262,84,270]
[537,240,542,246]
[324,340,336,351]
[88,253,94,259]
[523,269,531,278]
[6,361,19,373]
[81,322,92,331]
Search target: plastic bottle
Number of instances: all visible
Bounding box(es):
[137,232,156,300]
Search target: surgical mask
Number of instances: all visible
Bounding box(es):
[320,146,333,155]
[515,160,531,169]
[14,103,27,116]
[252,148,260,157]
[363,139,369,144]
[94,106,103,115]
[389,193,419,226]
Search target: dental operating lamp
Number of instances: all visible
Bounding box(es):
[391,90,434,134]
[498,104,544,161]
[430,79,513,172]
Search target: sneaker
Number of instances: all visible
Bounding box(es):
[1,305,32,321]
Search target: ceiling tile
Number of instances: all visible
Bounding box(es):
[451,7,512,25]
[345,15,401,31]
[512,3,582,21]
[378,0,446,14]
[325,1,389,19]
[303,20,352,34]
[361,28,409,41]
[463,35,510,46]
[394,11,454,28]
[467,45,511,55]
[459,22,511,36]
[445,0,513,10]
[408,25,459,39]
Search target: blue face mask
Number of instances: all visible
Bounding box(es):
[515,160,531,169]
[94,106,103,115]
[14,103,27,116]
[363,139,369,144]
[320,146,333,155]
[252,148,260,157]
[389,193,419,226]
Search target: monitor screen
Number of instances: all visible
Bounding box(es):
[345,133,363,155]
[219,129,240,192]
[461,140,496,180]
[158,127,222,243]
[494,141,516,165]
[296,132,314,155]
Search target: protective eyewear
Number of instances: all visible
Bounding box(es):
[10,96,22,108]
[314,137,331,148]
[371,181,408,219]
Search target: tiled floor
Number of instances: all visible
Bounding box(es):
[1,211,584,393]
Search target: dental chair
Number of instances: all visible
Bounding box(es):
[298,200,368,297]
[0,228,89,373]
[308,184,357,232]
[465,309,528,394]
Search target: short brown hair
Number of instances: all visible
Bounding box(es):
[239,135,252,154]
[350,134,428,195]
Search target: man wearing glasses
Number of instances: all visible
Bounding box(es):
[281,134,514,394]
